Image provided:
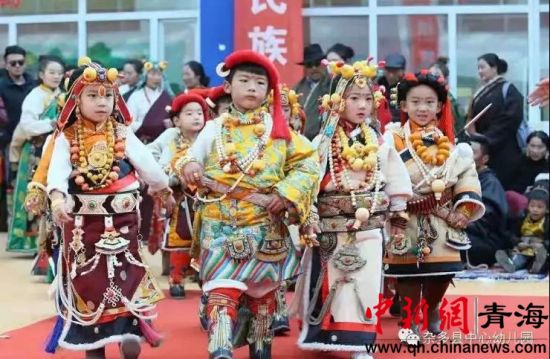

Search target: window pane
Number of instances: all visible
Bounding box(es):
[379,0,524,5]
[160,19,197,93]
[87,21,149,69]
[18,23,78,74]
[456,14,528,113]
[0,25,8,68]
[378,15,448,71]
[541,13,549,123]
[303,0,368,6]
[0,0,76,16]
[88,0,198,12]
[305,16,368,61]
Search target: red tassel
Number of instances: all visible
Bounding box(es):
[377,97,392,133]
[270,82,291,141]
[139,319,163,347]
[438,97,455,143]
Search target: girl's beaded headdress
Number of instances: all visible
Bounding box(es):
[57,56,132,131]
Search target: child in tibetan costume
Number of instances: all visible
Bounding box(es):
[383,70,485,339]
[205,85,232,119]
[269,84,307,335]
[127,61,173,261]
[175,50,320,359]
[293,59,412,359]
[39,57,174,359]
[147,93,209,298]
[7,55,64,254]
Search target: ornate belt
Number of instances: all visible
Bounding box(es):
[70,191,139,215]
[407,188,453,215]
[318,192,390,218]
[320,215,385,232]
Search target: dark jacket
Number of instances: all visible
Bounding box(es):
[469,77,524,190]
[294,74,331,140]
[508,155,549,194]
[0,73,36,147]
[466,168,512,266]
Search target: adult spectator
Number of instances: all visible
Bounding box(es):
[467,53,523,190]
[0,46,35,151]
[0,45,35,231]
[119,59,143,101]
[325,43,355,64]
[464,134,511,266]
[429,57,466,136]
[182,60,210,91]
[378,53,406,124]
[294,44,331,140]
[508,131,549,194]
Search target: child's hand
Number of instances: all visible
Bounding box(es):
[182,162,204,187]
[447,211,469,229]
[51,197,72,226]
[267,193,285,215]
[301,223,321,247]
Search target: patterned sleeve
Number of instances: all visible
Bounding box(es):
[274,132,320,224]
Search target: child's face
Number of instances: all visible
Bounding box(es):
[146,69,163,89]
[39,61,64,90]
[528,199,547,221]
[342,83,374,125]
[216,99,231,117]
[401,84,441,127]
[79,85,114,123]
[224,70,268,112]
[176,102,205,134]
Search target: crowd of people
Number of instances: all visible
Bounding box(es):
[0,41,548,359]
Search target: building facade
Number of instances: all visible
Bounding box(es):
[1,0,548,128]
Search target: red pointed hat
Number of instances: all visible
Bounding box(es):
[217,50,291,141]
[169,92,210,121]
[206,85,227,108]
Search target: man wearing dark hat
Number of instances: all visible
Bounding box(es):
[378,53,406,123]
[293,44,331,140]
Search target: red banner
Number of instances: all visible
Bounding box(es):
[234,0,303,86]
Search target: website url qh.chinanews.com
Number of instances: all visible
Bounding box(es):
[364,341,548,356]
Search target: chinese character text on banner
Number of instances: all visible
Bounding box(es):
[235,0,303,86]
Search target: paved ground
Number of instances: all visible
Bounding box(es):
[0,233,548,335]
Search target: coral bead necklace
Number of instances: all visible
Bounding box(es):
[215,109,270,176]
[70,117,126,191]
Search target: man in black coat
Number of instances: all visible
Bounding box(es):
[0,45,35,231]
[464,134,513,266]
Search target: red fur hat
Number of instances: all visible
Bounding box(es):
[206,85,228,108]
[217,50,291,141]
[187,87,210,99]
[168,93,210,121]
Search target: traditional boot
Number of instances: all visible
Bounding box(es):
[169,252,188,299]
[272,285,290,335]
[120,336,141,359]
[396,279,422,341]
[199,292,209,331]
[247,292,276,359]
[206,289,241,359]
[85,347,106,359]
[423,277,451,335]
